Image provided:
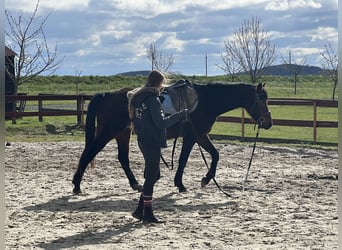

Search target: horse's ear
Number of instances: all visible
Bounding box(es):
[257,82,263,92]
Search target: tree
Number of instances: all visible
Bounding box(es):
[147,42,174,73]
[282,50,307,95]
[217,53,241,82]
[222,16,275,84]
[5,0,63,92]
[321,42,338,100]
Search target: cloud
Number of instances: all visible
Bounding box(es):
[265,0,322,11]
[6,0,90,12]
[5,0,338,75]
[310,26,338,42]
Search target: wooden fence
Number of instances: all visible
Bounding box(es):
[5,94,92,125]
[217,98,338,142]
[5,95,338,143]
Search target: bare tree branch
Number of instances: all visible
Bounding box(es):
[321,42,338,100]
[222,16,275,84]
[217,53,241,81]
[5,0,64,87]
[147,42,174,73]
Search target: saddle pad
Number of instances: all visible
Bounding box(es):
[161,94,177,114]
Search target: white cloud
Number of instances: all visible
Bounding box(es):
[5,0,338,75]
[5,0,90,12]
[98,0,271,17]
[163,33,186,52]
[265,0,322,11]
[279,46,321,58]
[310,26,338,42]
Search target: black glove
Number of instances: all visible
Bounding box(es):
[179,109,189,122]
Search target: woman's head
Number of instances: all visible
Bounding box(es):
[146,70,166,89]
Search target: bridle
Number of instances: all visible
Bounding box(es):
[252,91,271,129]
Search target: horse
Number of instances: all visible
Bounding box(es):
[72,82,272,194]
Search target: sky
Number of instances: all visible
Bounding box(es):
[5,0,338,76]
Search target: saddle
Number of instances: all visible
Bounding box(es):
[161,79,198,114]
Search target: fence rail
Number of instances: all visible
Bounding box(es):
[5,94,93,125]
[5,95,338,143]
[216,98,338,142]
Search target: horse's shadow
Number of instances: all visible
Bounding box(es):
[24,193,135,213]
[37,221,144,250]
[24,191,239,249]
[24,191,238,213]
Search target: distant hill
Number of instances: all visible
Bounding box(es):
[115,70,151,76]
[116,64,324,77]
[249,64,324,76]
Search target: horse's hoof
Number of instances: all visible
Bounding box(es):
[132,183,143,192]
[178,186,187,193]
[73,187,82,195]
[201,177,209,188]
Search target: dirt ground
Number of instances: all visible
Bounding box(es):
[5,140,338,249]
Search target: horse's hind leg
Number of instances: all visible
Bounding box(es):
[116,128,142,192]
[72,134,112,194]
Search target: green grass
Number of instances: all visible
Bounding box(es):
[5,116,85,142]
[6,74,338,148]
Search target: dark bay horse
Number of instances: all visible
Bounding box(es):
[72,82,272,194]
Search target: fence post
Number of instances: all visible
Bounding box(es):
[80,96,85,127]
[38,98,43,122]
[77,96,81,125]
[11,101,17,124]
[241,108,245,138]
[313,100,317,142]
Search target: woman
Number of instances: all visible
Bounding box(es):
[128,70,188,223]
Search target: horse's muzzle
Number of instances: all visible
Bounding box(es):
[258,111,272,129]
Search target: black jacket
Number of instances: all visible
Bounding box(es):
[130,87,181,148]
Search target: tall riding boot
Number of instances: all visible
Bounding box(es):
[142,195,161,223]
[132,193,144,220]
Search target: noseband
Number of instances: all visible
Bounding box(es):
[253,92,270,128]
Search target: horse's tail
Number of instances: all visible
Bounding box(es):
[85,93,104,147]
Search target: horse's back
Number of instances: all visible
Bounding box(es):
[96,88,133,135]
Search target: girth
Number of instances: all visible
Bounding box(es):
[161,79,198,114]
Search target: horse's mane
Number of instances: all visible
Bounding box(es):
[194,82,256,99]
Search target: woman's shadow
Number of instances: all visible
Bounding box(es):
[24,192,238,249]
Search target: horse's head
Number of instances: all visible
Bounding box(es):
[247,83,272,129]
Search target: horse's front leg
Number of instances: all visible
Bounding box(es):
[197,135,219,187]
[174,138,195,193]
[115,128,142,192]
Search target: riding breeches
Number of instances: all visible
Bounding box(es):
[138,141,161,196]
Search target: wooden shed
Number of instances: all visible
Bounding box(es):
[5,46,17,118]
[5,46,16,95]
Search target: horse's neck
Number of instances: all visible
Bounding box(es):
[199,83,254,116]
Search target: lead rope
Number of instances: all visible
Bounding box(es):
[160,137,178,170]
[197,144,233,198]
[242,127,260,191]
[197,123,260,197]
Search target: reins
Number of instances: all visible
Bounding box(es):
[161,137,178,170]
[161,116,261,198]
[195,122,260,197]
[196,139,233,198]
[242,126,260,191]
